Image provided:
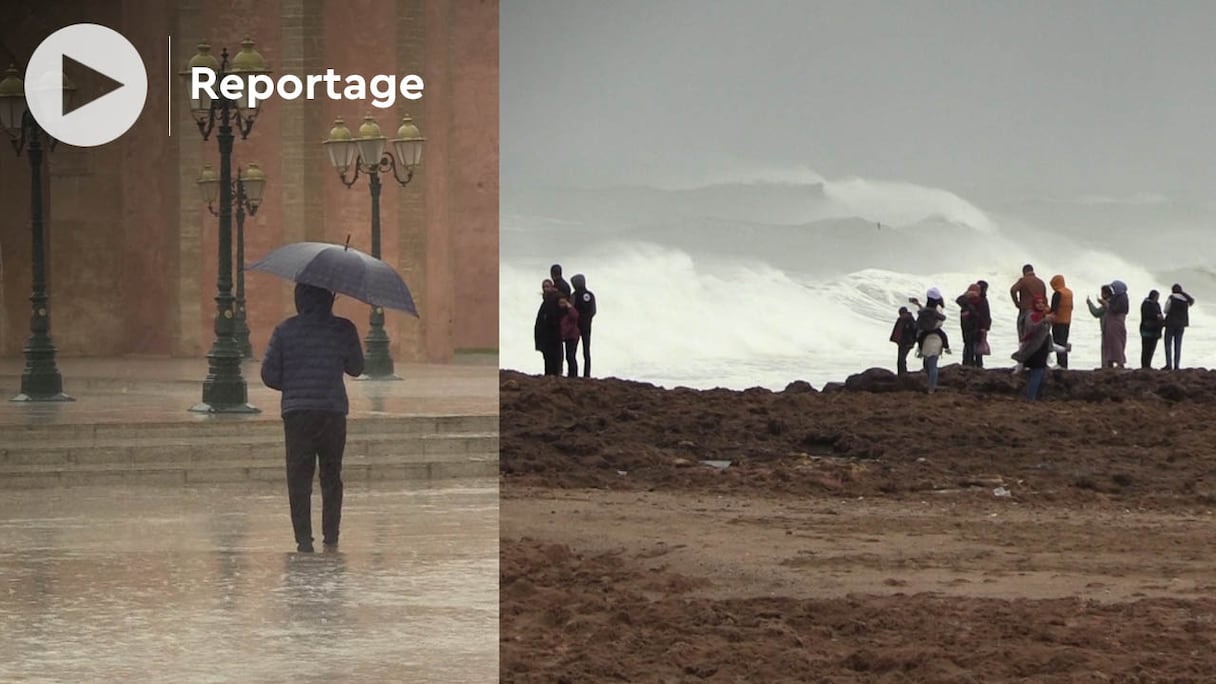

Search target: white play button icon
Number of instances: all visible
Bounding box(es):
[25,24,148,148]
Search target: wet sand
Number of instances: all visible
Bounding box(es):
[500,368,1216,682]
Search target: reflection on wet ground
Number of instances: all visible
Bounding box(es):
[0,358,497,426]
[0,480,498,683]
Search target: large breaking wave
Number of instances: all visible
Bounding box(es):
[501,170,1215,389]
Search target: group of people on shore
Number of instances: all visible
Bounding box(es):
[892,263,1196,399]
[533,264,597,377]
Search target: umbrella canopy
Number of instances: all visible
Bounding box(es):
[247,241,418,316]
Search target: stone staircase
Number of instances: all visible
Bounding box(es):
[0,414,498,488]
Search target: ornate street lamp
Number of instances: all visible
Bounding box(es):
[198,162,266,360]
[0,64,75,402]
[178,38,269,412]
[323,113,424,379]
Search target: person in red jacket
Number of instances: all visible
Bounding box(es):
[558,294,581,378]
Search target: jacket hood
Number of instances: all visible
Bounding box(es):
[1111,280,1128,295]
[1050,275,1067,290]
[571,274,586,290]
[295,283,335,316]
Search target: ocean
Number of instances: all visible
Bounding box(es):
[500,170,1216,391]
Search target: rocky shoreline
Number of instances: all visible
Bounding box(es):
[500,367,1216,505]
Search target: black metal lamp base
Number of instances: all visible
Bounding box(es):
[11,392,74,402]
[189,402,261,414]
[355,373,403,382]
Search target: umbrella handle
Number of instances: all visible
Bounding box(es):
[344,234,351,251]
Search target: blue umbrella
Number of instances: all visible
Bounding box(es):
[247,241,418,316]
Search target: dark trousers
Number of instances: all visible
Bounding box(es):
[564,339,579,377]
[541,343,562,375]
[961,327,977,366]
[1164,326,1184,369]
[897,343,913,375]
[1142,336,1159,369]
[579,328,592,378]
[1052,323,1070,368]
[284,410,347,549]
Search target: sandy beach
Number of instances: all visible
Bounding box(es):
[500,367,1216,682]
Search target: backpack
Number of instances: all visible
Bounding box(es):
[916,310,938,332]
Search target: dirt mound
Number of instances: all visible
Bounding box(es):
[499,369,1216,507]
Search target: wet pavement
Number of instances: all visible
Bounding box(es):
[0,480,498,682]
[0,357,498,425]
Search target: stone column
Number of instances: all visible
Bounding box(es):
[278,0,326,319]
[172,0,205,357]
[421,0,455,362]
[395,0,428,362]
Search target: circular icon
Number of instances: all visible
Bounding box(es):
[25,24,148,147]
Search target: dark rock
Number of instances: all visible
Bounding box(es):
[843,367,923,393]
[782,380,817,394]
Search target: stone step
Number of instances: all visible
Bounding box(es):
[0,414,498,444]
[0,431,500,455]
[0,433,500,467]
[0,453,499,489]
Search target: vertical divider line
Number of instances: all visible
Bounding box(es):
[168,34,172,137]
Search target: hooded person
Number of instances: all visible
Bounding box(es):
[570,273,596,378]
[915,287,951,355]
[534,279,564,375]
[558,294,581,377]
[1012,293,1071,372]
[1049,275,1074,369]
[1019,295,1055,400]
[914,287,950,394]
[1087,284,1114,368]
[974,280,992,368]
[550,264,572,297]
[955,284,984,367]
[1163,283,1196,370]
[890,305,918,375]
[1140,289,1165,369]
[1105,280,1129,369]
[261,282,365,553]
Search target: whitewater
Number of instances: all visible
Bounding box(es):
[500,170,1216,391]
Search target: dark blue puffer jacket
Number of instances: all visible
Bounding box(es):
[261,283,364,415]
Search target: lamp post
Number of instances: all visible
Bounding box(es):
[0,64,74,402]
[323,114,424,380]
[198,162,266,360]
[179,39,269,413]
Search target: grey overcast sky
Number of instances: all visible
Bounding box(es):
[502,1,1216,201]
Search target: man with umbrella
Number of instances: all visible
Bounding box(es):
[262,283,364,553]
[252,240,417,553]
